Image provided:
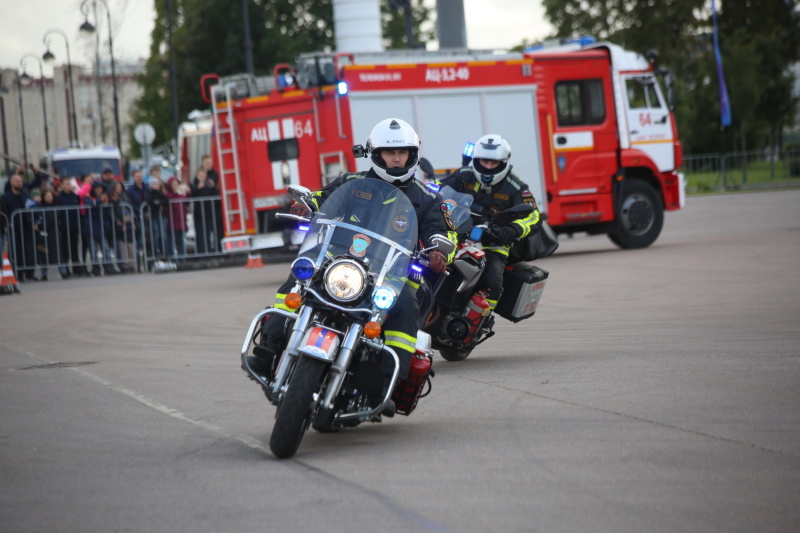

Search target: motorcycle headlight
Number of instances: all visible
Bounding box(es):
[372,286,397,310]
[324,259,367,302]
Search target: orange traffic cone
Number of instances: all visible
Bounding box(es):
[244,252,265,269]
[1,252,21,294]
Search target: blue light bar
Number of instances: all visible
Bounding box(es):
[337,82,348,95]
[298,224,310,232]
[411,264,423,273]
[462,142,475,158]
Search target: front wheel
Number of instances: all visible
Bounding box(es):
[439,344,474,362]
[269,357,327,459]
[608,180,664,249]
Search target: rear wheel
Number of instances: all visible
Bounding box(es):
[439,345,474,362]
[269,357,326,459]
[608,180,664,249]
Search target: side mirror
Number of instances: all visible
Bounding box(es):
[429,234,456,256]
[352,144,367,159]
[287,184,311,201]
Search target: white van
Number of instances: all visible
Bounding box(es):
[48,146,123,181]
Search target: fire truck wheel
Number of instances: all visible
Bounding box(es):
[608,180,664,249]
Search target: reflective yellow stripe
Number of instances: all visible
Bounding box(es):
[385,330,416,343]
[485,298,498,310]
[383,197,397,205]
[483,246,510,257]
[512,209,540,238]
[384,330,417,354]
[274,292,295,312]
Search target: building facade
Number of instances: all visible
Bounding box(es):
[1,61,142,176]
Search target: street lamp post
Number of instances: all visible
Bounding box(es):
[16,75,28,170]
[80,0,121,150]
[20,55,51,153]
[43,28,80,146]
[0,81,10,174]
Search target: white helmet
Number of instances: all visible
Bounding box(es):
[366,118,420,183]
[471,134,512,186]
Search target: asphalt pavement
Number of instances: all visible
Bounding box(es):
[1,190,799,532]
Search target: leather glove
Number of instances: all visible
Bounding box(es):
[428,250,447,274]
[494,225,520,246]
[290,202,312,217]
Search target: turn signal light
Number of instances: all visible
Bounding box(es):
[363,321,382,339]
[285,293,303,309]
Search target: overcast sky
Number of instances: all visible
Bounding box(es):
[0,0,553,77]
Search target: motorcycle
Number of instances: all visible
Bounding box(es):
[421,185,550,361]
[240,179,456,458]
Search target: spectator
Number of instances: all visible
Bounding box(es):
[100,167,115,192]
[165,176,189,262]
[108,181,136,273]
[83,180,114,276]
[200,155,223,249]
[147,176,169,260]
[126,169,148,217]
[76,173,95,272]
[149,164,163,186]
[32,189,60,281]
[1,174,34,281]
[200,154,219,184]
[190,167,220,254]
[56,177,85,279]
[126,169,148,269]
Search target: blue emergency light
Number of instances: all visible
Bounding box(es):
[462,142,475,158]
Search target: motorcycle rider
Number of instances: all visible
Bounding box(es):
[248,118,458,388]
[438,134,541,313]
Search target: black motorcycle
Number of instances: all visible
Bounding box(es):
[241,179,455,458]
[421,186,550,361]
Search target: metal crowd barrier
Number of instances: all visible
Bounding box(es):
[139,196,224,271]
[7,204,137,280]
[0,212,8,256]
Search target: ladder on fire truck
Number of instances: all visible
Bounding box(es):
[210,83,247,236]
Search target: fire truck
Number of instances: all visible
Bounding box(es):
[197,40,684,253]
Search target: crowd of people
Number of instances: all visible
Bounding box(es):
[0,155,223,282]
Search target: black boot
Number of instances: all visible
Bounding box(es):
[245,334,282,378]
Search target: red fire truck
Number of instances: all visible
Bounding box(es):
[197,41,684,253]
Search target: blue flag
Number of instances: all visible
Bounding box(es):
[712,0,732,127]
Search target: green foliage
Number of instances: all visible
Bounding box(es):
[131,0,335,157]
[131,0,435,156]
[382,0,435,50]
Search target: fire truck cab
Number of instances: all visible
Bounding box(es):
[200,40,683,253]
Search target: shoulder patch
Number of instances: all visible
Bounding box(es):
[521,189,538,209]
[440,203,456,230]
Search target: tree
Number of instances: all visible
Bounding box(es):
[131,0,335,158]
[382,0,435,50]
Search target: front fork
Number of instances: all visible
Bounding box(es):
[241,305,401,421]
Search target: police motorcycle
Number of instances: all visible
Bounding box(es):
[420,185,549,362]
[240,179,456,459]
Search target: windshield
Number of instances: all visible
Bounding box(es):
[298,178,418,294]
[52,158,121,179]
[438,185,474,235]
